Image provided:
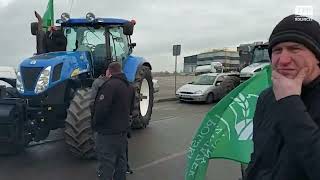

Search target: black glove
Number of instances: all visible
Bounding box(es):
[127,131,132,139]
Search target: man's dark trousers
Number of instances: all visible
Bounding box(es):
[96,133,127,180]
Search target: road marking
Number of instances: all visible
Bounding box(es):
[27,138,64,147]
[133,150,187,171]
[150,116,177,123]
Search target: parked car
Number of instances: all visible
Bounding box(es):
[176,72,240,103]
[0,66,17,87]
[153,79,159,93]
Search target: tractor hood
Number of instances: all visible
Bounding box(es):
[20,51,90,70]
[18,51,91,95]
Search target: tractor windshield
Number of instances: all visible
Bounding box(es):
[64,26,105,52]
[252,46,270,63]
[64,26,129,62]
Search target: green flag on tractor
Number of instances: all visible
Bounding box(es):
[42,0,54,28]
[185,65,272,180]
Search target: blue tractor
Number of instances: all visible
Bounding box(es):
[0,12,154,158]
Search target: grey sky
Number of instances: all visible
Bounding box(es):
[0,0,319,72]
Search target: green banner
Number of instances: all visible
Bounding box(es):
[42,0,54,28]
[185,65,272,180]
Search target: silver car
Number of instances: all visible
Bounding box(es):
[176,72,239,103]
[153,79,159,93]
[0,66,17,87]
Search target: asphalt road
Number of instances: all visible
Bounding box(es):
[0,101,242,180]
[153,75,195,101]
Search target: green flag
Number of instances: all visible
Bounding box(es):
[185,65,272,180]
[42,0,54,28]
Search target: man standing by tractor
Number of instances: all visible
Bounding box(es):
[92,62,135,180]
[90,66,134,176]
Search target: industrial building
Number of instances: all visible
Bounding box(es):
[183,49,240,73]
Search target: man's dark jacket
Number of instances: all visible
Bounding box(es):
[45,30,67,52]
[245,76,320,180]
[92,73,135,135]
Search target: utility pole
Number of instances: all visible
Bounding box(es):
[173,45,181,94]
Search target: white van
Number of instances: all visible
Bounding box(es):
[194,62,224,75]
[0,66,17,87]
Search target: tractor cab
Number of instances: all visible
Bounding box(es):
[239,42,270,81]
[32,12,136,78]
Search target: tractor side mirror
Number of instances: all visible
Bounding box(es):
[129,43,136,48]
[31,22,38,36]
[123,22,134,36]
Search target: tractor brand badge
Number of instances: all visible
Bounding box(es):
[99,94,105,101]
[229,93,259,141]
[30,60,37,65]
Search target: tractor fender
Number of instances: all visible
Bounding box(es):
[123,55,152,83]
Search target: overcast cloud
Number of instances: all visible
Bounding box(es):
[0,0,319,72]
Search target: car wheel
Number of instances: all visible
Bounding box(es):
[206,93,214,104]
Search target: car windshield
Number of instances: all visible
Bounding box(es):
[252,47,270,63]
[192,75,216,85]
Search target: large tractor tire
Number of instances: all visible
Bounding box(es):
[64,88,95,159]
[131,66,154,129]
[0,87,26,155]
[5,87,21,98]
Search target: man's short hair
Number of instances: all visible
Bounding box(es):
[108,62,122,74]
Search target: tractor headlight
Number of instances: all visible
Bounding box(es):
[35,66,51,94]
[16,71,24,93]
[86,12,95,22]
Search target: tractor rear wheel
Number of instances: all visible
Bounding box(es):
[131,66,154,129]
[64,88,95,159]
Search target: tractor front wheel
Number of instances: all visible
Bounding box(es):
[64,88,95,159]
[131,66,154,129]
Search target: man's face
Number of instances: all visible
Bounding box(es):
[271,42,320,84]
[106,69,111,78]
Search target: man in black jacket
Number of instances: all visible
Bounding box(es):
[92,62,135,180]
[34,11,67,54]
[245,14,320,180]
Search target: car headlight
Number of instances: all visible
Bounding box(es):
[194,90,203,94]
[35,66,51,94]
[16,71,24,93]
